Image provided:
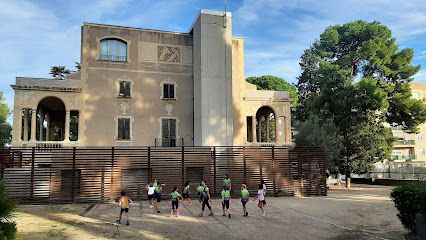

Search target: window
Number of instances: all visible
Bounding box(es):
[163,84,175,99]
[119,81,131,98]
[246,116,253,142]
[418,148,425,156]
[69,111,79,141]
[99,38,127,62]
[117,118,131,140]
[418,134,423,141]
[161,118,176,147]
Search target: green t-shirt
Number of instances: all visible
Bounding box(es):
[241,189,249,199]
[223,178,231,186]
[196,186,204,193]
[171,191,181,199]
[221,190,231,200]
[183,185,190,193]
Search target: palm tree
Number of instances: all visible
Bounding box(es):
[49,66,71,80]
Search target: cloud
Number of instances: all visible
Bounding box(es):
[414,69,426,83]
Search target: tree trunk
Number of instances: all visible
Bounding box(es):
[345,171,351,188]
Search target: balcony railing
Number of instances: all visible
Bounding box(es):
[99,55,127,62]
[154,138,184,147]
[391,154,416,161]
[395,140,415,145]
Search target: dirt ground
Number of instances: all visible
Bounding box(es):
[13,184,409,240]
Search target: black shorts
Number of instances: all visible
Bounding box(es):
[171,199,179,210]
[155,192,161,202]
[222,200,230,209]
[148,194,154,200]
[241,199,249,207]
[120,208,129,213]
[182,192,190,199]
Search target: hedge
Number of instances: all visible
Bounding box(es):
[390,184,426,234]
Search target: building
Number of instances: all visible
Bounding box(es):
[10,10,292,148]
[391,82,426,163]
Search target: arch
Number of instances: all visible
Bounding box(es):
[36,97,66,141]
[255,106,276,143]
[99,37,128,62]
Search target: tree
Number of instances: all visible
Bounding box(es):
[295,20,426,187]
[246,75,298,108]
[74,62,81,72]
[0,181,16,239]
[0,92,11,148]
[49,66,71,80]
[294,115,343,170]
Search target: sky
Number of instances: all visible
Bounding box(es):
[1,0,426,121]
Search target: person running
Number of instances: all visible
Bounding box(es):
[221,186,231,218]
[241,184,249,217]
[254,183,266,216]
[154,181,165,214]
[196,183,204,203]
[170,186,182,217]
[223,173,232,191]
[147,183,155,208]
[182,181,191,206]
[117,191,132,225]
[199,180,214,217]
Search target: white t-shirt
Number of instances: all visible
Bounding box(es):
[257,189,265,201]
[148,186,155,195]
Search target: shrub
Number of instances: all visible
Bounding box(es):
[0,181,16,239]
[390,184,426,233]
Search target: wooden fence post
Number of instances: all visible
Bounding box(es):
[101,169,105,202]
[30,147,35,200]
[213,147,217,196]
[148,147,152,183]
[110,147,115,200]
[71,147,76,201]
[181,146,185,188]
[272,146,277,197]
[243,147,247,184]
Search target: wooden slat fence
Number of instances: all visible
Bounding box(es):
[0,146,326,203]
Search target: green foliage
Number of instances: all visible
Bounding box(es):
[295,20,426,175]
[246,75,298,108]
[390,184,426,233]
[0,181,17,239]
[0,92,11,148]
[294,115,343,170]
[49,66,71,80]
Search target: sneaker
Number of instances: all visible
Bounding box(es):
[261,213,266,217]
[245,212,248,217]
[222,213,226,216]
[157,210,161,213]
[228,214,231,218]
[116,220,121,224]
[199,213,203,217]
[208,212,214,216]
[149,205,153,208]
[126,221,129,225]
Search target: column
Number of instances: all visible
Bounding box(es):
[257,116,262,142]
[46,113,50,141]
[38,109,44,141]
[252,115,257,143]
[23,109,29,142]
[30,109,37,141]
[266,113,270,142]
[64,110,70,141]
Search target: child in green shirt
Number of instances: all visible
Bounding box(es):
[196,183,204,203]
[241,184,249,217]
[221,187,231,218]
[223,173,232,191]
[182,181,191,206]
[170,186,182,217]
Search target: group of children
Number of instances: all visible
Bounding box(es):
[116,174,268,224]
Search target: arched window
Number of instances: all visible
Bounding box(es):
[99,38,127,62]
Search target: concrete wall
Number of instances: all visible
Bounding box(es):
[192,11,234,146]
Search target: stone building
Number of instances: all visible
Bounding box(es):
[10,9,292,148]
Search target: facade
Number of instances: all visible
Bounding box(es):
[391,82,426,163]
[10,10,292,148]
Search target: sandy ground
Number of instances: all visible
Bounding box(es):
[13,184,409,240]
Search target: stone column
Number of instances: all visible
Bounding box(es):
[30,109,37,141]
[64,110,70,141]
[257,116,262,142]
[23,109,29,142]
[38,109,44,141]
[46,113,50,141]
[251,115,257,143]
[266,113,270,142]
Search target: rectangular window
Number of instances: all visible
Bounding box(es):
[246,116,253,142]
[119,81,131,98]
[418,134,423,141]
[418,148,425,156]
[161,118,176,147]
[70,111,79,141]
[117,118,131,140]
[163,84,175,99]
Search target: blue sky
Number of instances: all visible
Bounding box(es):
[1,0,426,120]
